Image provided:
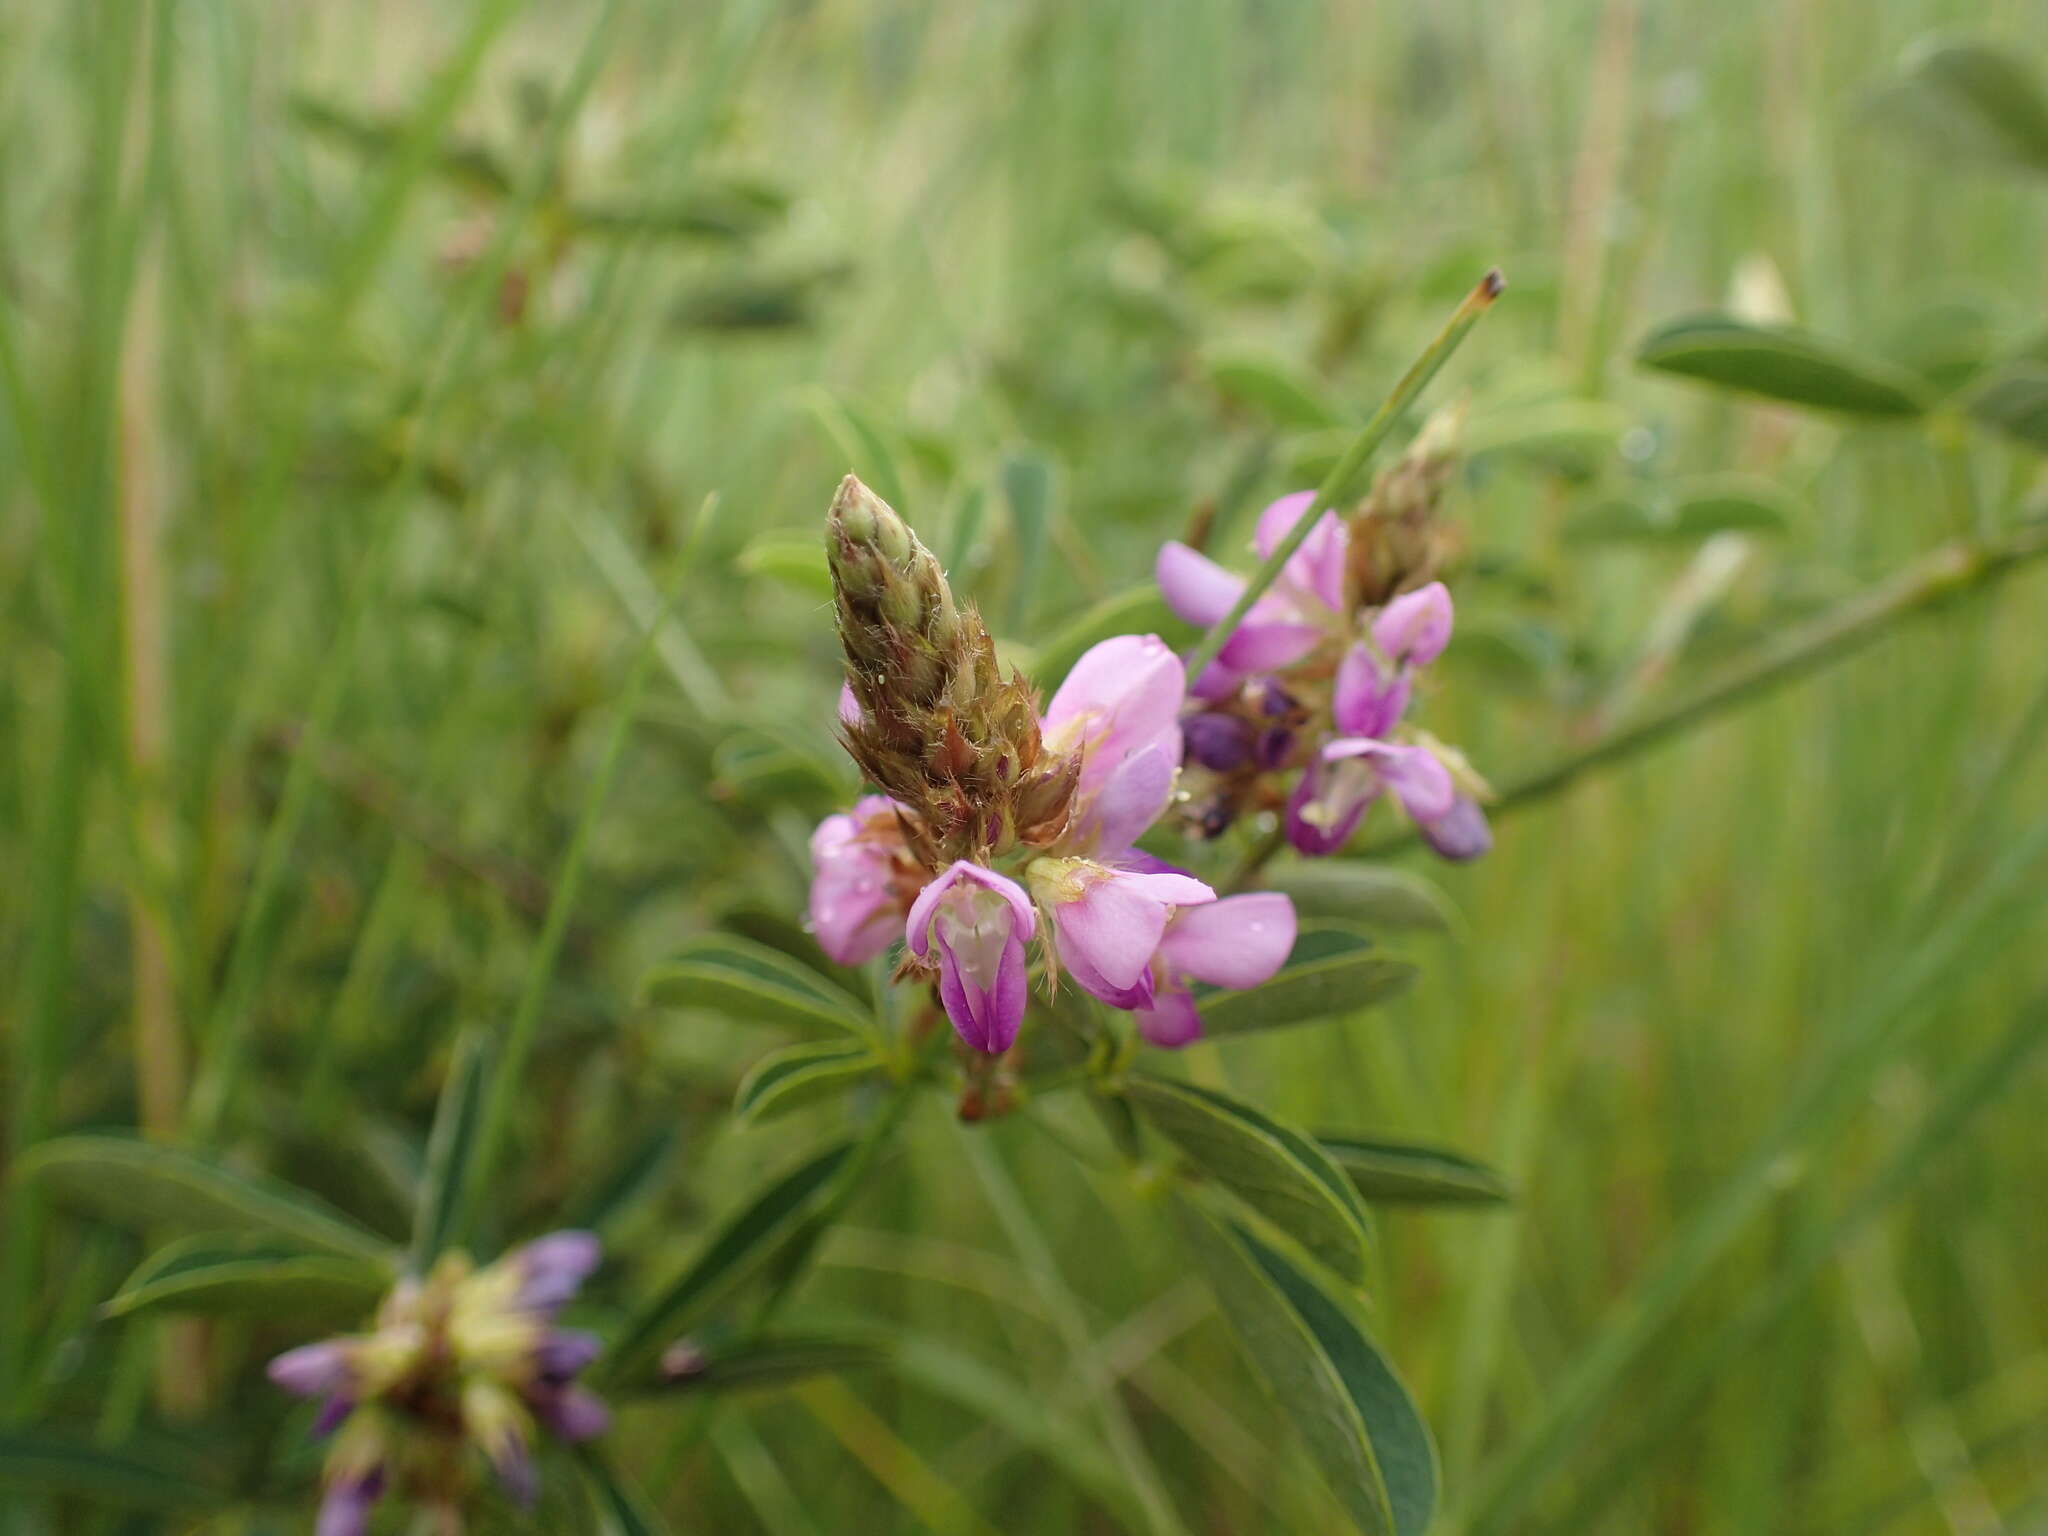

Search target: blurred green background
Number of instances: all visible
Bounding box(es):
[5,0,2048,1531]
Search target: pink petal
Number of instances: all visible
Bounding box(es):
[837,683,863,728]
[905,862,1035,960]
[1158,893,1297,990]
[1080,743,1178,851]
[1325,739,1457,823]
[1156,542,1246,627]
[1216,618,1323,674]
[1135,986,1204,1048]
[269,1341,352,1399]
[1331,643,1409,739]
[1419,795,1493,862]
[1254,493,1349,614]
[1052,873,1173,994]
[938,929,1029,1053]
[1372,582,1453,667]
[1285,759,1377,856]
[1043,635,1187,803]
[1253,491,1320,559]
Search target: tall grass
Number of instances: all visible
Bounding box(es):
[2,1,2045,1530]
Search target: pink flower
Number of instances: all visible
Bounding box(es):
[906,862,1037,1053]
[1287,738,1456,856]
[1026,856,1216,1010]
[809,796,918,966]
[1156,492,1350,698]
[1134,892,1298,1048]
[1040,634,1187,850]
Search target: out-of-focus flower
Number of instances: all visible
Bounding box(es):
[1157,492,1350,698]
[808,795,926,965]
[1024,856,1216,1010]
[267,1233,607,1531]
[1133,890,1297,1047]
[905,861,1037,1053]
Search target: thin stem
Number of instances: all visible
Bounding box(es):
[1181,268,1504,682]
[1355,521,2048,861]
[459,535,685,1240]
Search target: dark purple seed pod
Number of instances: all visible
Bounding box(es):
[1257,680,1297,718]
[1255,727,1295,770]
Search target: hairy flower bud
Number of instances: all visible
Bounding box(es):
[1347,402,1465,607]
[826,475,1073,863]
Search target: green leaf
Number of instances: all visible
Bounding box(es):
[603,1142,855,1383]
[1181,1201,1438,1536]
[1315,1135,1513,1207]
[1967,363,2048,452]
[1869,37,2048,177]
[15,1135,392,1262]
[1637,313,1930,418]
[414,1029,492,1268]
[578,1447,673,1536]
[641,1327,895,1394]
[1567,477,1796,544]
[103,1234,388,1323]
[736,1040,885,1123]
[0,1429,228,1509]
[1464,398,1630,463]
[737,534,834,599]
[1206,350,1343,430]
[1030,586,1195,689]
[1260,865,1454,933]
[642,934,874,1037]
[1194,928,1418,1038]
[1123,1076,1372,1283]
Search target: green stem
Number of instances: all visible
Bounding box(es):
[459,544,681,1241]
[1356,521,2048,862]
[1181,269,1504,682]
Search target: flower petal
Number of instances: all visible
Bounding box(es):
[1081,743,1178,850]
[535,1328,603,1382]
[269,1341,352,1399]
[1285,758,1376,856]
[1253,491,1320,560]
[938,930,1029,1053]
[316,1469,385,1536]
[1156,541,1245,626]
[1324,739,1457,823]
[1217,618,1323,674]
[906,862,1035,960]
[809,798,909,966]
[1419,795,1493,862]
[513,1231,601,1313]
[1158,893,1298,990]
[1331,642,1409,739]
[1372,582,1453,667]
[1135,986,1204,1049]
[533,1383,612,1442]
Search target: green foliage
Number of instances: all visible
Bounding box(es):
[103,1234,387,1323]
[1315,1135,1513,1206]
[642,935,876,1039]
[1194,929,1419,1038]
[733,1040,885,1122]
[1637,314,1931,417]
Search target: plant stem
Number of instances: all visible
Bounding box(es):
[1351,520,2048,863]
[1182,269,1504,682]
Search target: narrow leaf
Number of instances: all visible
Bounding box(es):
[641,1327,894,1394]
[1315,1135,1513,1206]
[1124,1076,1372,1283]
[999,451,1057,631]
[1870,37,2048,176]
[603,1142,855,1383]
[414,1029,492,1268]
[579,1447,673,1536]
[16,1135,392,1262]
[641,934,874,1037]
[736,1041,884,1123]
[1195,931,1418,1038]
[1637,313,1929,418]
[104,1234,387,1323]
[0,1429,228,1508]
[1181,1200,1437,1536]
[1967,363,2048,452]
[1206,351,1343,430]
[1260,865,1454,933]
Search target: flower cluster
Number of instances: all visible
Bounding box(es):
[1156,412,1493,861]
[267,1233,607,1535]
[812,477,1298,1057]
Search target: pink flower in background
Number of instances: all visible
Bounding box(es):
[1156,492,1350,697]
[1026,856,1217,1010]
[1133,891,1298,1048]
[1040,634,1187,851]
[906,861,1037,1053]
[809,796,920,965]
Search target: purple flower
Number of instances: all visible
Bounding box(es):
[1287,738,1457,856]
[1041,634,1187,850]
[906,861,1037,1053]
[534,1328,603,1382]
[315,1467,384,1536]
[1134,892,1298,1048]
[1156,492,1349,697]
[1026,856,1216,1010]
[532,1382,612,1441]
[1373,581,1453,668]
[1418,793,1493,862]
[512,1230,601,1315]
[810,795,916,965]
[269,1340,353,1399]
